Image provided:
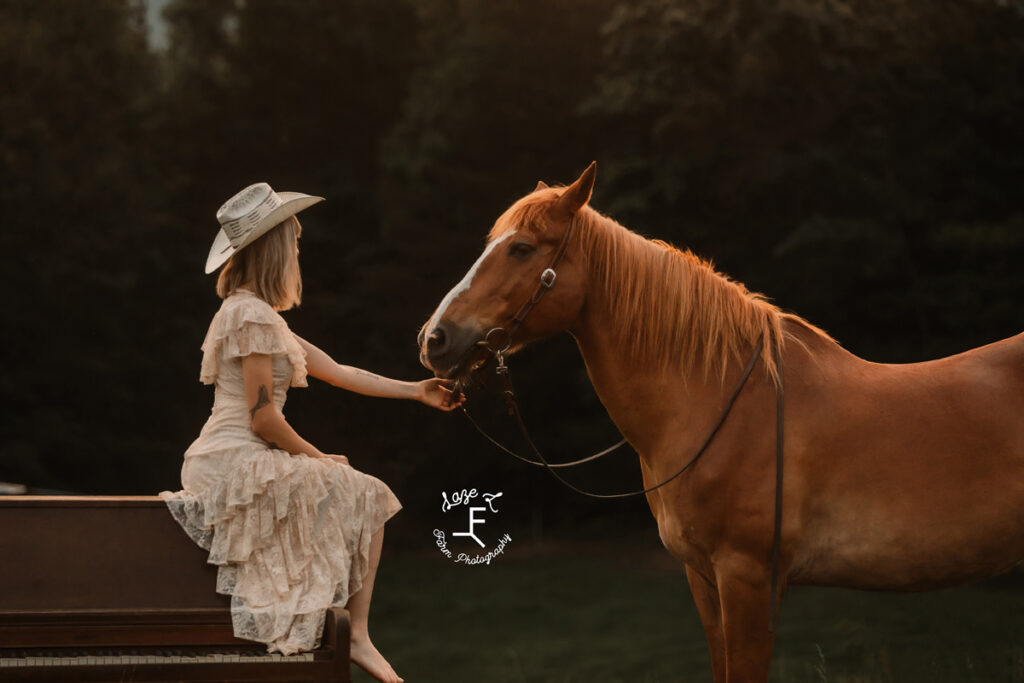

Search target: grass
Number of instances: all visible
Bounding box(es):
[354,532,1024,682]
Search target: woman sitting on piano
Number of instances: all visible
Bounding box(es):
[160,182,462,683]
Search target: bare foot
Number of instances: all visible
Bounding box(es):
[350,631,403,683]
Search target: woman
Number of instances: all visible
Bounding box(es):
[160,182,461,683]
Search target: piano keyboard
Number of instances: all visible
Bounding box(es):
[0,652,315,667]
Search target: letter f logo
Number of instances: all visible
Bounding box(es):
[452,506,487,547]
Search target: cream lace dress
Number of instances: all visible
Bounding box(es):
[159,288,402,655]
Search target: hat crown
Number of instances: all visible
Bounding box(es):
[205,183,323,274]
[216,182,284,245]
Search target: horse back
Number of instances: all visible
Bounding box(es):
[786,326,1024,589]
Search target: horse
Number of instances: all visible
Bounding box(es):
[416,161,1024,682]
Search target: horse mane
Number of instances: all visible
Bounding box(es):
[490,188,834,387]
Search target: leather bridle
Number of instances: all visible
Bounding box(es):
[459,210,786,632]
[471,212,580,369]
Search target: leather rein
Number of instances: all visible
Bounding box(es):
[459,214,786,631]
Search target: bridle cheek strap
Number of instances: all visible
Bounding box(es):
[482,216,577,358]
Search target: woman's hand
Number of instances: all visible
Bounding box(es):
[323,454,350,466]
[417,378,465,411]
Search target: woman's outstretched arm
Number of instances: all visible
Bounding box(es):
[241,352,348,464]
[293,334,463,410]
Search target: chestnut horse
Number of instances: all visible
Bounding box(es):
[416,162,1024,682]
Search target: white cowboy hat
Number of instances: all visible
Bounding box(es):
[205,182,324,274]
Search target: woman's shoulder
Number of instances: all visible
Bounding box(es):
[216,288,284,327]
[220,287,277,311]
[199,288,307,387]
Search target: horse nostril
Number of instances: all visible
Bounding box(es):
[428,327,446,350]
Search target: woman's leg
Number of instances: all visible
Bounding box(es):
[346,525,403,683]
[347,524,383,637]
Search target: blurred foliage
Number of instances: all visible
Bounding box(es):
[584,0,1024,361]
[0,0,1022,535]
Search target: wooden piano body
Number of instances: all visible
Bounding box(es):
[0,496,351,682]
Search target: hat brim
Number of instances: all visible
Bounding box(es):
[205,192,324,274]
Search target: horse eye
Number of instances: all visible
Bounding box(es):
[510,242,535,258]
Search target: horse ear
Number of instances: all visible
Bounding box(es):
[557,161,596,215]
[534,180,549,191]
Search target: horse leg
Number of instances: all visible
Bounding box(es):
[685,565,726,683]
[717,558,778,683]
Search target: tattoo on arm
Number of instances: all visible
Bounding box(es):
[353,368,384,383]
[250,384,271,421]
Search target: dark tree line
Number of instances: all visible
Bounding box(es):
[1,0,1021,535]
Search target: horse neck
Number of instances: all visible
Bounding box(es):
[566,214,848,457]
[569,298,721,462]
[566,241,740,457]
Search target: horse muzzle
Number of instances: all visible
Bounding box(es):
[419,318,485,378]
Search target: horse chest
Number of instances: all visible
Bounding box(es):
[647,492,712,568]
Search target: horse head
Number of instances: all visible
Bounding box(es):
[418,162,597,384]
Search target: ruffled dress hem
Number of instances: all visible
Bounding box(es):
[160,454,402,654]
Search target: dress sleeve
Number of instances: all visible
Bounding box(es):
[199,296,308,388]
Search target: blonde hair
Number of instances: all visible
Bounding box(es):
[216,215,303,310]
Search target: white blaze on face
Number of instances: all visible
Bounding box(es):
[426,231,514,336]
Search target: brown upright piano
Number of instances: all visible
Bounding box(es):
[0,496,351,682]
